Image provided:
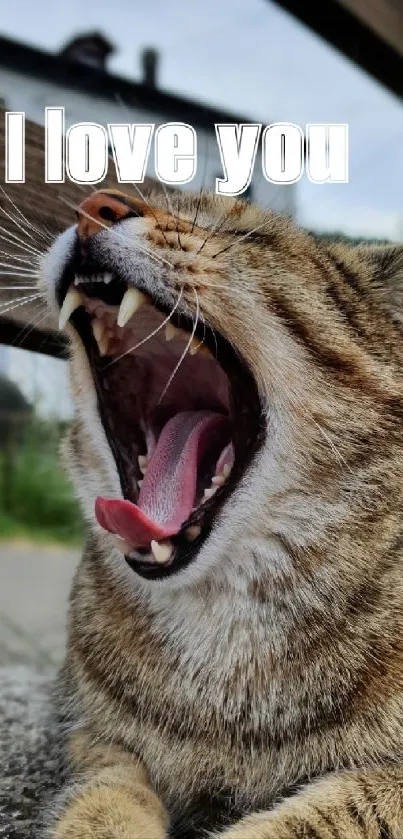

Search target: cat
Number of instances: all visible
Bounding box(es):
[28,186,403,837]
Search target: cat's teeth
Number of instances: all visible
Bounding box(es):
[103,272,113,284]
[185,525,202,542]
[204,486,218,500]
[138,479,143,489]
[212,474,226,486]
[222,464,232,479]
[99,333,111,356]
[92,318,105,344]
[165,322,178,342]
[150,539,173,564]
[92,319,110,355]
[59,288,84,329]
[189,338,201,356]
[138,454,148,474]
[117,288,147,328]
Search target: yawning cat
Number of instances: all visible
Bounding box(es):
[37,187,403,838]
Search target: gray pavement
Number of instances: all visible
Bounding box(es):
[0,540,81,670]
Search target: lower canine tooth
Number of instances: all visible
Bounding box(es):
[99,333,110,356]
[138,454,148,473]
[185,525,201,542]
[222,464,232,479]
[151,540,173,564]
[117,288,147,328]
[204,487,217,500]
[212,474,225,486]
[165,322,178,342]
[92,319,105,345]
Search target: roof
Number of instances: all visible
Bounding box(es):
[0,33,255,129]
[269,0,402,99]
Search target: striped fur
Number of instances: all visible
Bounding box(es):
[42,191,403,838]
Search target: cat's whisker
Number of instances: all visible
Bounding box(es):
[124,177,171,250]
[0,293,42,317]
[0,186,52,244]
[0,228,42,257]
[12,302,53,350]
[0,261,39,272]
[309,414,352,474]
[211,215,274,259]
[0,271,39,279]
[158,287,199,404]
[0,205,44,248]
[105,287,184,369]
[197,202,240,254]
[59,197,175,271]
[0,250,39,266]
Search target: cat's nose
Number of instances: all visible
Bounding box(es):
[76,190,137,240]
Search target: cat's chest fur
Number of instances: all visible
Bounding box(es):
[62,542,336,835]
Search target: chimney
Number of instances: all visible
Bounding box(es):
[141,48,159,88]
[59,32,115,71]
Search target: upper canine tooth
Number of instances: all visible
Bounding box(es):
[59,288,84,329]
[165,322,178,342]
[117,288,147,328]
[150,539,173,564]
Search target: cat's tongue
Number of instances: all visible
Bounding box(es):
[95,411,229,548]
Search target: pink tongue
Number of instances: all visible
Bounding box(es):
[95,411,229,548]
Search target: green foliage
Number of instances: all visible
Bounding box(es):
[310,230,392,246]
[0,416,84,545]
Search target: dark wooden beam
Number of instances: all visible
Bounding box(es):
[269,0,403,99]
[0,108,160,358]
[0,317,68,358]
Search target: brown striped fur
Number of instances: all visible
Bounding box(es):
[42,190,403,838]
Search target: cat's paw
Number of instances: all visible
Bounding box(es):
[50,784,167,839]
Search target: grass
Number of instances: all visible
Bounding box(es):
[0,418,84,546]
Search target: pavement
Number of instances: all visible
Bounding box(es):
[0,540,81,670]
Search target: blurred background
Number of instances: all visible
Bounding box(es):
[0,0,401,667]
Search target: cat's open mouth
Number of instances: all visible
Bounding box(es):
[57,267,263,579]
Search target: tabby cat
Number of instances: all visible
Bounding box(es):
[39,187,403,838]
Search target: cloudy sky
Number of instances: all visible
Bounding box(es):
[0,0,402,239]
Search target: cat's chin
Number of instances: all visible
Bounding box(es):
[56,257,265,580]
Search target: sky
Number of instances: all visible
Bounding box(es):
[0,0,401,240]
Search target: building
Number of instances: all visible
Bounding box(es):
[0,31,296,212]
[0,31,297,417]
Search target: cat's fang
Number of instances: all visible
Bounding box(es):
[150,540,174,564]
[138,455,148,474]
[117,288,147,328]
[92,318,106,348]
[165,322,178,341]
[59,288,84,329]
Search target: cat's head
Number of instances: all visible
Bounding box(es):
[41,188,403,588]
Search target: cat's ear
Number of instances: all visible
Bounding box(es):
[355,244,403,323]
